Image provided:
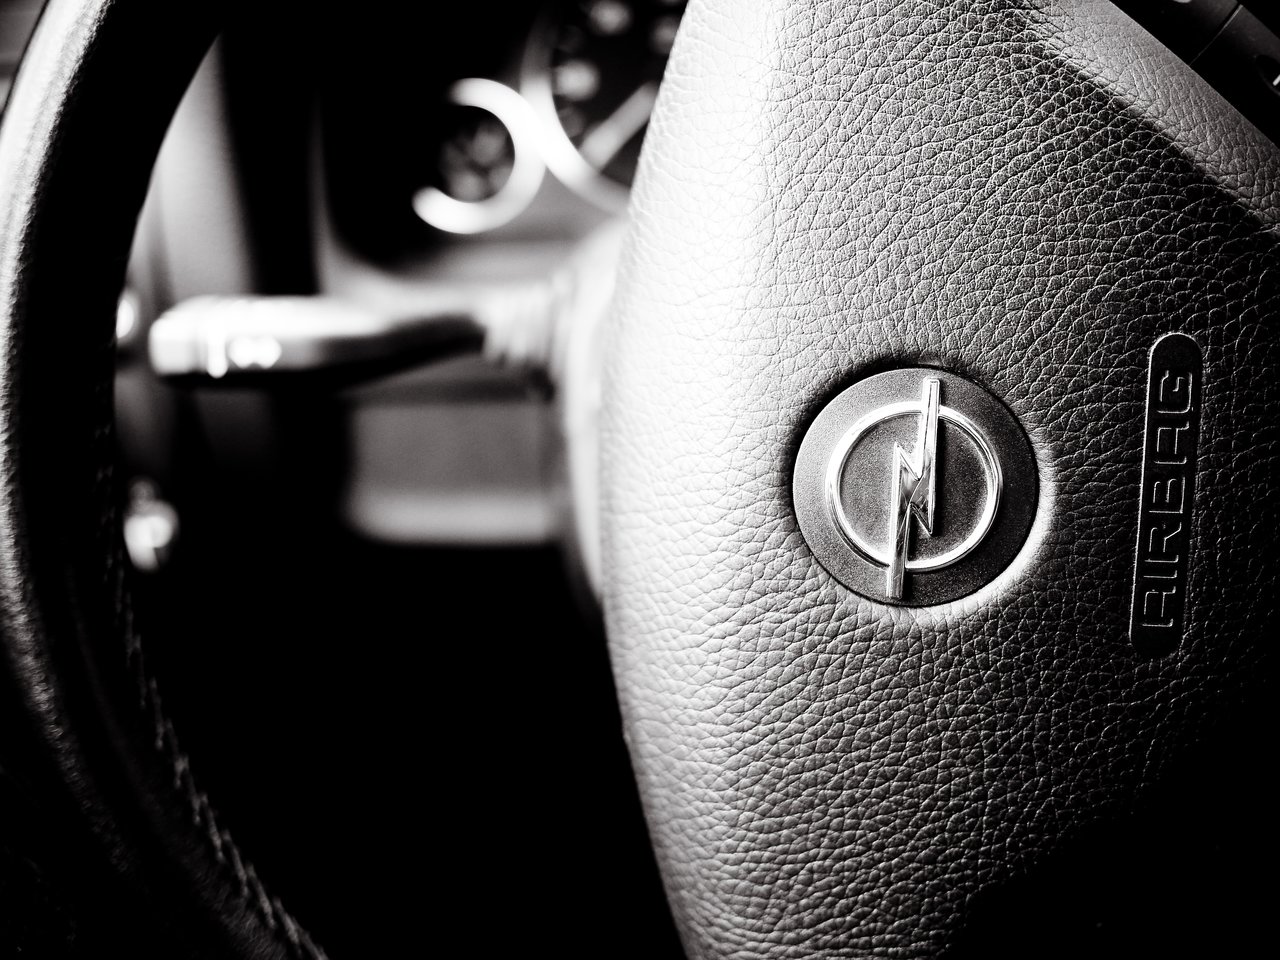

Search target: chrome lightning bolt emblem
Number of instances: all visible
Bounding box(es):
[886,378,940,599]
[802,368,1025,606]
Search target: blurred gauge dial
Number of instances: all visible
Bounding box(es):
[413,79,544,235]
[525,0,687,211]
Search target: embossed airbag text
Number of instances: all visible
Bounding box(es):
[1129,333,1203,656]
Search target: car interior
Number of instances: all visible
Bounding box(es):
[1,0,1277,957]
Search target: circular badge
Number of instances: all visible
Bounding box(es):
[794,369,1037,606]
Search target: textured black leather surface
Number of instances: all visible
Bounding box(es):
[0,2,322,956]
[605,0,1280,956]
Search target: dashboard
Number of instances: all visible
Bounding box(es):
[322,1,684,263]
[102,3,695,955]
[292,2,688,551]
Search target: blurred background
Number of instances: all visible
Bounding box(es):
[3,1,687,955]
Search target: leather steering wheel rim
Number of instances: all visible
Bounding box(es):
[1,0,1278,957]
[0,2,322,956]
[605,0,1280,956]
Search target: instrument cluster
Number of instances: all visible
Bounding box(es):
[417,0,686,234]
[320,1,687,255]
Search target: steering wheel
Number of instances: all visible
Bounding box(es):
[2,0,1276,956]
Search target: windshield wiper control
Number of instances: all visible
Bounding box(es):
[147,221,624,388]
[148,287,554,386]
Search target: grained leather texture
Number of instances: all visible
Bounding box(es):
[0,2,323,956]
[604,0,1280,956]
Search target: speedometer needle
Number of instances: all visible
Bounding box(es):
[578,81,660,170]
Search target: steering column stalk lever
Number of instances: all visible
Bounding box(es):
[148,283,563,386]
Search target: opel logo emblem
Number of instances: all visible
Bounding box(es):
[826,378,1004,600]
[794,369,1036,605]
